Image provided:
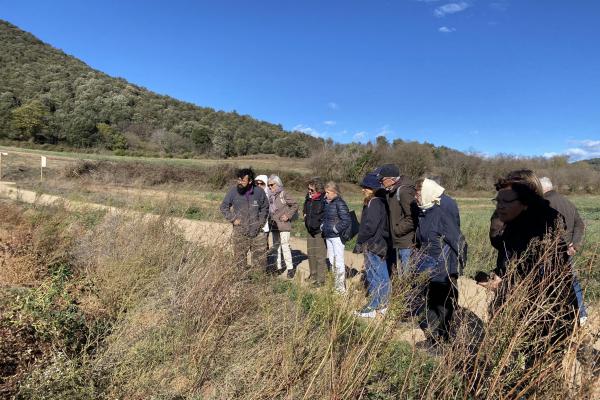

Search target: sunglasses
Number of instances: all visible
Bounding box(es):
[268,183,276,187]
[256,181,265,186]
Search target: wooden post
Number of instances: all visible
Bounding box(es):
[40,155,47,183]
[0,152,7,181]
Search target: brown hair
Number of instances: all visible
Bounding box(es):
[307,177,325,193]
[494,169,543,197]
[495,169,545,207]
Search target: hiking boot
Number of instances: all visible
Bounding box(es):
[378,307,388,316]
[355,307,377,318]
[287,269,296,279]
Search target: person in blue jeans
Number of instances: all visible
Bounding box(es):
[354,173,390,318]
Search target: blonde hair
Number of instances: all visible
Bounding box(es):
[325,181,340,195]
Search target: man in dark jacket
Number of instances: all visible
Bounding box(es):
[374,164,417,276]
[303,177,327,285]
[540,177,587,324]
[220,168,269,269]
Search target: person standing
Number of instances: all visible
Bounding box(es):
[255,174,271,248]
[374,164,417,276]
[322,181,351,294]
[303,177,328,286]
[414,178,463,343]
[540,176,587,325]
[267,175,299,278]
[482,172,576,365]
[354,173,390,318]
[220,168,269,270]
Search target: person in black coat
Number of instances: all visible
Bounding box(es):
[482,171,576,365]
[353,173,390,318]
[303,177,327,285]
[415,178,463,342]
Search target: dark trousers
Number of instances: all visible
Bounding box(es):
[307,233,327,283]
[232,230,268,270]
[419,277,458,342]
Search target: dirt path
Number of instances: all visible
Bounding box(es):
[0,181,596,351]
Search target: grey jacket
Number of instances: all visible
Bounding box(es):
[545,190,585,249]
[220,185,269,237]
[269,190,299,232]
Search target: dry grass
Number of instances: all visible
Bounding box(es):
[1,201,598,399]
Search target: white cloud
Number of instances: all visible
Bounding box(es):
[292,124,323,138]
[376,124,394,138]
[490,1,509,11]
[327,102,339,110]
[544,139,600,161]
[323,120,337,126]
[352,131,368,142]
[438,26,456,33]
[434,2,470,17]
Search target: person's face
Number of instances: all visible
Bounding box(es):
[379,176,395,189]
[362,187,374,198]
[307,185,316,195]
[255,180,265,189]
[237,175,251,188]
[325,189,337,201]
[494,187,527,223]
[415,187,422,205]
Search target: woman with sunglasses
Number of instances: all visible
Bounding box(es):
[303,177,327,286]
[267,175,299,278]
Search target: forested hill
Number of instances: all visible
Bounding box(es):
[0,20,321,157]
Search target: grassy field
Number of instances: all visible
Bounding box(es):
[2,147,599,303]
[1,198,598,398]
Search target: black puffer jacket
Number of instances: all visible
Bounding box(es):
[303,193,326,237]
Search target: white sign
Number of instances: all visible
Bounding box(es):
[41,156,47,168]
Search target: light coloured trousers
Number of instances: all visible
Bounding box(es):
[326,237,346,293]
[272,230,293,270]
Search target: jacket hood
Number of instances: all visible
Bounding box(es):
[255,175,268,185]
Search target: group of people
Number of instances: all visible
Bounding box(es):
[220,165,587,347]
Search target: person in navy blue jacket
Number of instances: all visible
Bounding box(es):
[415,178,464,343]
[322,181,351,294]
[353,173,391,318]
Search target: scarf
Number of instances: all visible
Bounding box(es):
[268,186,283,214]
[310,192,322,201]
[419,178,444,210]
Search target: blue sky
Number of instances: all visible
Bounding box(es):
[2,0,600,160]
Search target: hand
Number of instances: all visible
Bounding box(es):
[478,274,502,291]
[567,243,577,256]
[233,219,241,226]
[280,215,289,222]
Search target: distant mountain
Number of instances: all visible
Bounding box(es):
[0,20,320,157]
[580,158,600,171]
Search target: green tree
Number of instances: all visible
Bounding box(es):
[97,123,128,150]
[212,127,233,158]
[10,99,48,141]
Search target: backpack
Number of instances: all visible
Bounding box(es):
[341,210,360,243]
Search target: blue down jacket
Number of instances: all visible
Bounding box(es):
[415,204,462,282]
[321,196,351,239]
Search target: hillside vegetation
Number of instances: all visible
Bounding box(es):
[0,20,319,157]
[1,19,599,192]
